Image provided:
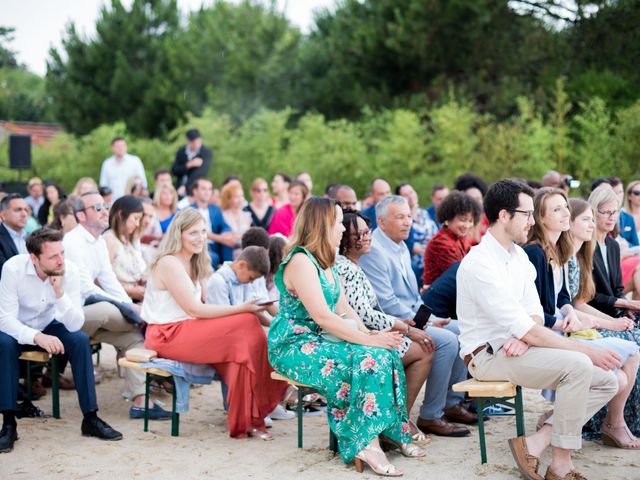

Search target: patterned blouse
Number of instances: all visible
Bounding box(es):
[567,256,580,300]
[423,226,470,286]
[335,255,411,357]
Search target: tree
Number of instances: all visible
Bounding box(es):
[0,26,18,69]
[169,1,302,123]
[46,0,184,137]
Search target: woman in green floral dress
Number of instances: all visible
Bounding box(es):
[268,197,424,476]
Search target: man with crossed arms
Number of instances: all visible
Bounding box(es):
[457,179,619,480]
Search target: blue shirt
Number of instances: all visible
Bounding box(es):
[205,262,268,306]
[360,228,422,318]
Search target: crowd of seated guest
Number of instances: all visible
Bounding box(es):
[3,135,640,480]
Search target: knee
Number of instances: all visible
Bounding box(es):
[0,333,20,358]
[66,330,91,352]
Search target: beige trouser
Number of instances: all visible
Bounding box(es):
[82,302,146,399]
[468,346,618,450]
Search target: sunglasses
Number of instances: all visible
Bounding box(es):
[82,202,110,213]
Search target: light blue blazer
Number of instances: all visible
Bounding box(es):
[360,228,422,319]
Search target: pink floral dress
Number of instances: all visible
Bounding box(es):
[267,246,411,462]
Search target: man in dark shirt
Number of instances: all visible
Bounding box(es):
[171,129,213,198]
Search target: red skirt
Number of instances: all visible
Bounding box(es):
[145,314,287,437]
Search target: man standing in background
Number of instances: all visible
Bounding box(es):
[172,129,213,198]
[99,137,147,200]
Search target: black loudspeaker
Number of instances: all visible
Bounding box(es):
[9,134,32,169]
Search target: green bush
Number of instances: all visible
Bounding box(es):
[2,95,639,200]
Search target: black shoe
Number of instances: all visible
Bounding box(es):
[0,424,18,453]
[81,416,123,441]
[15,401,46,419]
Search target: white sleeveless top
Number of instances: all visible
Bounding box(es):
[141,276,202,325]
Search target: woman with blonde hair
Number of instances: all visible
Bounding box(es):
[153,184,178,233]
[142,209,286,439]
[103,195,147,302]
[72,177,98,197]
[220,182,252,258]
[268,197,424,476]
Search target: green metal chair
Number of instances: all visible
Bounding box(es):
[272,372,338,453]
[20,350,61,419]
[453,378,525,464]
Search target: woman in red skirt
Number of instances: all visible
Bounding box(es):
[142,208,286,439]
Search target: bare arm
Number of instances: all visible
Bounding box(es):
[155,256,264,319]
[209,231,237,247]
[283,253,402,350]
[574,301,635,331]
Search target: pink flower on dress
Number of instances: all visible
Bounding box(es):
[287,289,299,298]
[336,382,351,400]
[360,354,377,372]
[300,341,318,355]
[363,393,378,416]
[293,325,310,335]
[393,370,399,384]
[321,359,335,377]
[401,422,411,434]
[331,408,347,421]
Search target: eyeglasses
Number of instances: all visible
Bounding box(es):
[597,209,619,219]
[631,190,640,197]
[352,228,372,240]
[512,209,534,220]
[82,203,110,213]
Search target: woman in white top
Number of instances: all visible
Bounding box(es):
[103,195,147,302]
[142,208,287,439]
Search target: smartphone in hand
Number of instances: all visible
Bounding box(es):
[256,299,276,306]
[413,304,432,330]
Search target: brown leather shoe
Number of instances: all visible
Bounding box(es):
[416,417,470,437]
[443,404,478,424]
[42,373,76,390]
[30,379,46,398]
[544,467,588,480]
[508,437,543,480]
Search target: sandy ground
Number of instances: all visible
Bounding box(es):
[3,345,639,480]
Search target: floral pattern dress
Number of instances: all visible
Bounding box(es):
[268,246,411,462]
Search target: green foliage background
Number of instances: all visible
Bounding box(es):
[2,87,639,200]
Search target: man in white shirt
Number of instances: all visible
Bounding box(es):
[99,137,147,200]
[457,179,619,480]
[64,191,170,420]
[0,228,122,453]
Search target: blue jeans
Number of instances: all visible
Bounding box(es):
[418,321,466,420]
[0,321,98,415]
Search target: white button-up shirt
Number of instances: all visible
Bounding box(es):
[63,225,131,303]
[99,153,147,200]
[456,231,542,357]
[0,255,84,344]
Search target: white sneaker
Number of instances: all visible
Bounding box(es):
[264,416,273,428]
[269,404,296,420]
